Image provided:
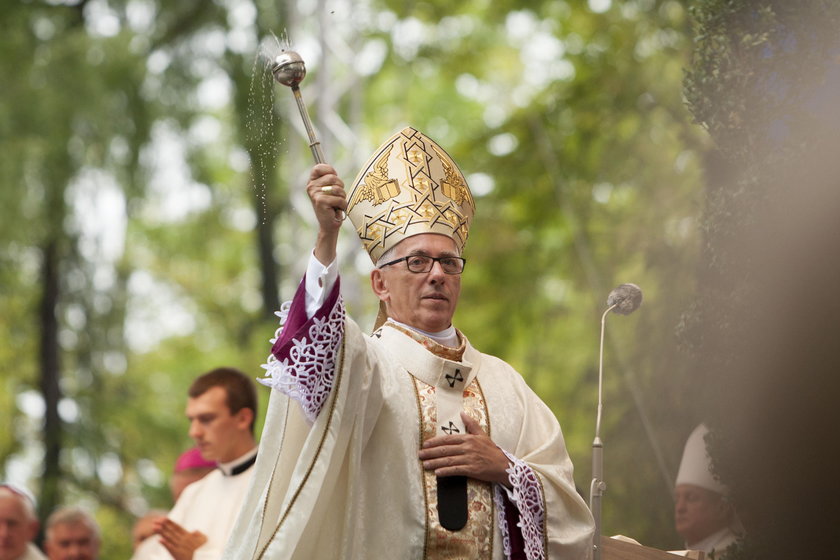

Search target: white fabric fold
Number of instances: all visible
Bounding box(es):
[304,252,338,318]
[226,309,594,559]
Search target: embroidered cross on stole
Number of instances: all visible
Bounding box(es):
[378,323,494,559]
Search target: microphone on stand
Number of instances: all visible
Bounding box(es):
[606,283,643,316]
[590,284,642,560]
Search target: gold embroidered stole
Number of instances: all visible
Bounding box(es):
[383,323,494,559]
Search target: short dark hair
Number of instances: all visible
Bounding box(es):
[188,367,258,433]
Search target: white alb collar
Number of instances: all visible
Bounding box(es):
[388,318,458,348]
[686,526,738,554]
[217,446,258,477]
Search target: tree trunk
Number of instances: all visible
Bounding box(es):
[38,237,62,522]
[254,186,281,316]
[227,47,285,319]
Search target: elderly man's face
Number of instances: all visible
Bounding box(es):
[45,521,100,560]
[0,491,38,560]
[371,234,461,333]
[674,483,731,546]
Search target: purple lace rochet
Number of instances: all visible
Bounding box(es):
[258,277,344,422]
[494,485,514,557]
[495,449,546,560]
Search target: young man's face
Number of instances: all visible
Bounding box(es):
[371,234,462,333]
[0,492,38,560]
[186,386,250,464]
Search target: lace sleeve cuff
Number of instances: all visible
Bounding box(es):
[494,449,547,560]
[258,275,345,422]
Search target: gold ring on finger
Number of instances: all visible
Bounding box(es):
[320,185,334,194]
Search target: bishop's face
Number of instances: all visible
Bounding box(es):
[674,483,732,546]
[371,234,461,333]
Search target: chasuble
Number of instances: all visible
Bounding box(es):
[224,273,594,560]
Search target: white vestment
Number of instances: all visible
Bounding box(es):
[133,449,256,560]
[226,273,593,560]
[687,527,739,558]
[19,543,47,560]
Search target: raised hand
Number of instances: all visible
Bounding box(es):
[305,164,347,265]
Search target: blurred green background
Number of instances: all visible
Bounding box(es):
[0,0,715,557]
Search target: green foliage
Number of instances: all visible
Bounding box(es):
[685,1,840,160]
[683,1,840,559]
[681,0,840,398]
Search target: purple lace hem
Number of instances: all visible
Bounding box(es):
[258,276,344,422]
[494,485,514,558]
[498,449,546,560]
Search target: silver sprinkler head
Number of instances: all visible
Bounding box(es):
[271,50,306,87]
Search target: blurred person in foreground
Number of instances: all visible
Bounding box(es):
[132,510,167,555]
[135,367,258,560]
[674,424,741,558]
[225,127,594,559]
[169,448,216,502]
[0,484,45,560]
[133,449,214,557]
[43,507,99,560]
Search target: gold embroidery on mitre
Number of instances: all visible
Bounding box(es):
[407,146,425,165]
[415,175,432,193]
[346,127,476,263]
[348,143,400,209]
[433,145,475,209]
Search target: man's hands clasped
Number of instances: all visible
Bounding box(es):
[153,517,208,560]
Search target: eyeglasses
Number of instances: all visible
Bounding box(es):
[378,254,467,275]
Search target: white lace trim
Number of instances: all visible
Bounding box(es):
[502,449,546,560]
[494,484,513,559]
[258,296,345,422]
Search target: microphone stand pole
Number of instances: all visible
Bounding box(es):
[590,304,616,560]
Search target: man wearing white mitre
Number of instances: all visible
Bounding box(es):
[225,127,594,560]
[674,424,742,559]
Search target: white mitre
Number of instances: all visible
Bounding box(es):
[675,423,727,495]
[345,126,475,263]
